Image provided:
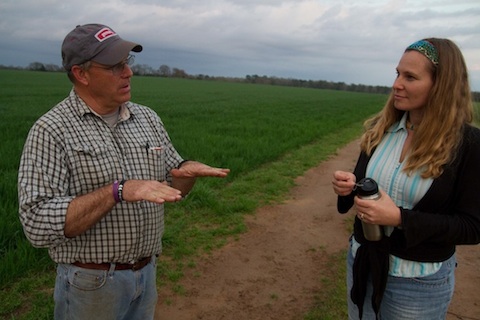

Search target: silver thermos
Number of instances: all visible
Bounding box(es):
[356,177,383,241]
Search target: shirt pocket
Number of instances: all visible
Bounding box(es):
[69,143,116,191]
[128,143,166,181]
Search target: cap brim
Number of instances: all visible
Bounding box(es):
[92,38,143,66]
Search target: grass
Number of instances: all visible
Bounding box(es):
[0,69,387,319]
[304,249,348,320]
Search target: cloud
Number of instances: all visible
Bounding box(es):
[0,0,479,90]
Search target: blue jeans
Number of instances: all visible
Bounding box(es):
[347,241,456,320]
[54,258,157,320]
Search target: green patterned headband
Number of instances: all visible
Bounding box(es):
[406,40,439,66]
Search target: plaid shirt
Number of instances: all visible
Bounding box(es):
[18,89,183,264]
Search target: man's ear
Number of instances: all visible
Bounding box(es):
[70,65,89,85]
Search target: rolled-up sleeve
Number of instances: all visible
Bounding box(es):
[18,118,73,248]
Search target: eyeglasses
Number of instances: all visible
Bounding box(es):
[90,55,135,76]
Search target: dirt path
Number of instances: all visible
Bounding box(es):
[155,140,480,320]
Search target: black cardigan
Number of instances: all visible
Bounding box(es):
[338,124,480,262]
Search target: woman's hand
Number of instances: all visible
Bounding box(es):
[332,171,356,196]
[355,190,402,227]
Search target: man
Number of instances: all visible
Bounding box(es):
[18,23,230,320]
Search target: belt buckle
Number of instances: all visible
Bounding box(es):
[131,261,142,271]
[131,257,149,271]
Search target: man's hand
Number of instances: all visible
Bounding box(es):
[122,180,183,204]
[171,161,230,196]
[171,161,230,178]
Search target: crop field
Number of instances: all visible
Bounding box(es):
[0,69,387,318]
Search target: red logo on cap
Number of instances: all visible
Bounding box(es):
[95,28,117,42]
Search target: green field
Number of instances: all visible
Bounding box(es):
[0,69,386,319]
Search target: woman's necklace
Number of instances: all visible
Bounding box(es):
[406,119,415,131]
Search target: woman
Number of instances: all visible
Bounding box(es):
[332,38,480,319]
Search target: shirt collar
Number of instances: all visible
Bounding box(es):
[388,112,409,133]
[69,88,132,121]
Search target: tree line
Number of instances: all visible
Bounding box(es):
[2,61,479,101]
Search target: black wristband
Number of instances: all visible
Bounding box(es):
[176,160,189,169]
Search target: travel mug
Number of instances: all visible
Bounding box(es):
[356,177,383,241]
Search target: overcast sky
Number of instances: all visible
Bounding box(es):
[1,0,479,90]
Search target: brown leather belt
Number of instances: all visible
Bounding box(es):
[72,256,151,271]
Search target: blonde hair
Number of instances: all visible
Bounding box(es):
[360,38,473,178]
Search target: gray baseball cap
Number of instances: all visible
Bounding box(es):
[61,23,143,71]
